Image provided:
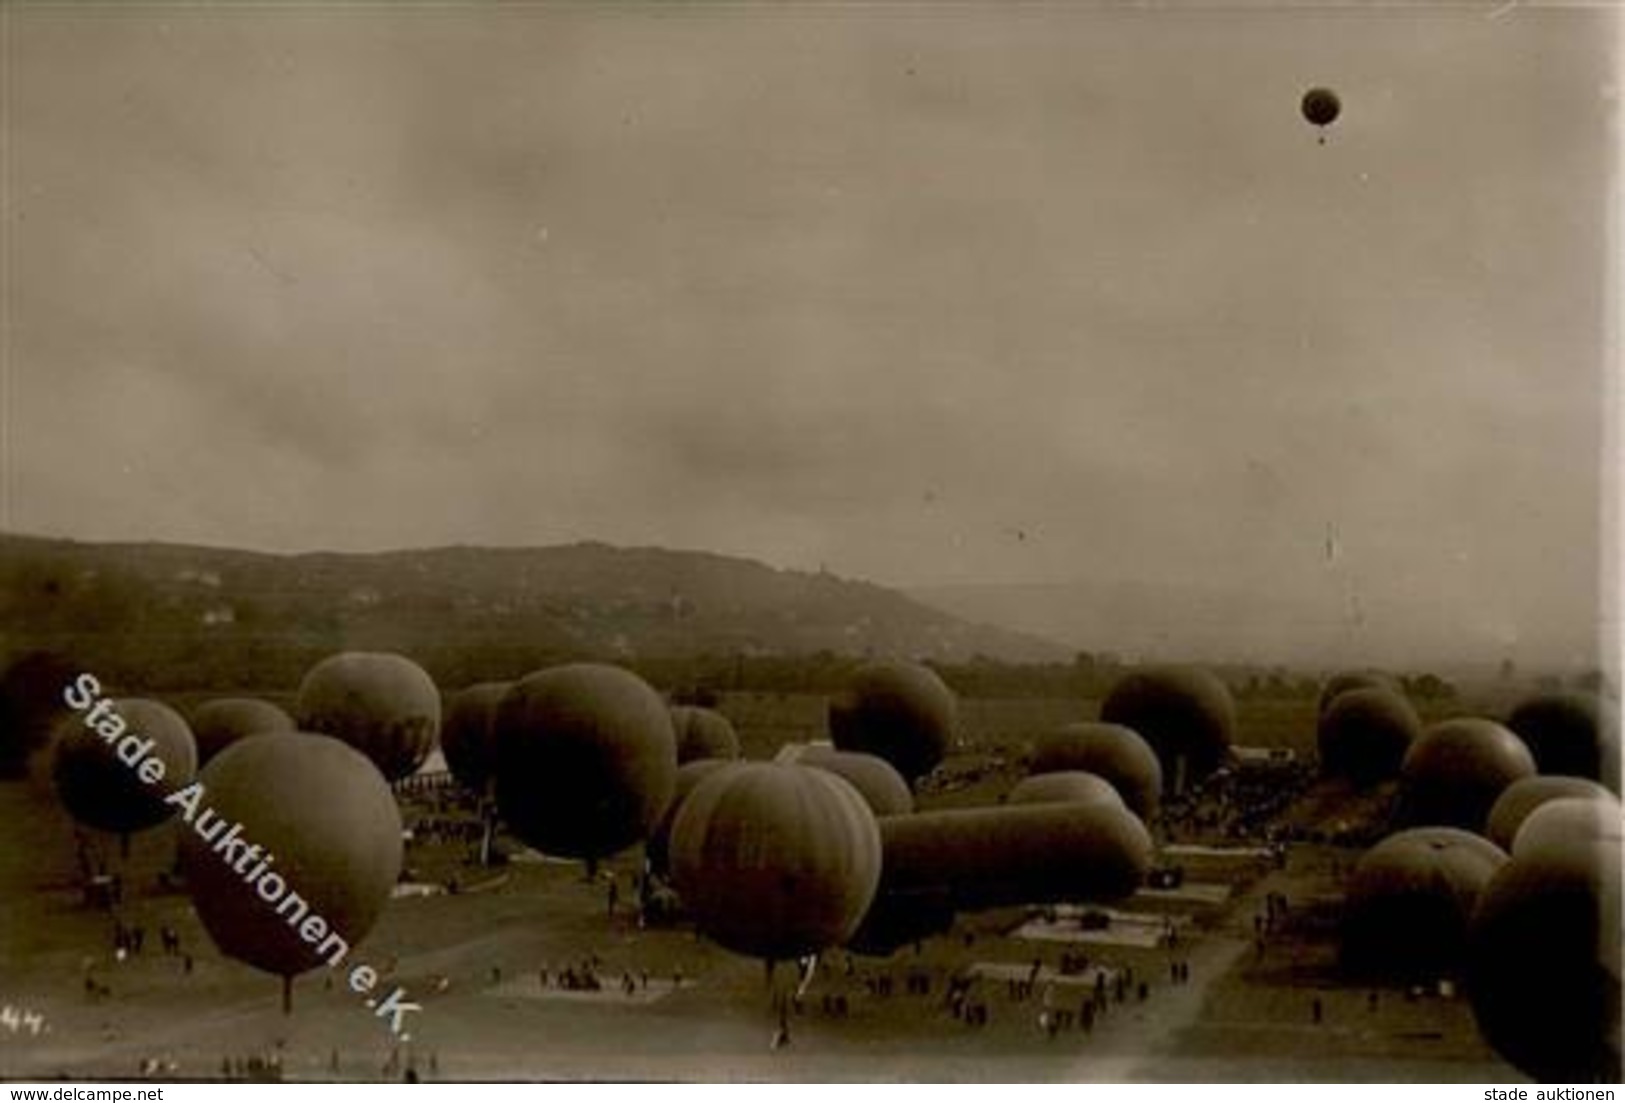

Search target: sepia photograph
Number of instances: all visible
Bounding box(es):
[0,0,1619,1086]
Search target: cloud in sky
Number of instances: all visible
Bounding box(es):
[3,4,1615,664]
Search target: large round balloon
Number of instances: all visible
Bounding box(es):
[295,652,440,781]
[1316,670,1402,718]
[1466,805,1621,1081]
[1510,796,1623,859]
[1030,722,1162,819]
[190,698,295,767]
[795,747,913,817]
[53,698,197,835]
[1506,692,1620,791]
[1485,776,1617,852]
[647,757,735,874]
[179,733,402,979]
[439,682,510,796]
[1393,719,1536,831]
[493,663,676,861]
[1099,667,1234,793]
[1318,688,1422,787]
[1340,827,1508,981]
[670,705,740,764]
[828,661,956,785]
[1301,87,1341,128]
[0,650,79,778]
[1008,771,1124,810]
[670,762,882,961]
[875,800,1153,912]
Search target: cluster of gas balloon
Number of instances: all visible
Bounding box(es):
[666,661,1181,959]
[1318,674,1621,1082]
[42,653,1187,989]
[48,652,439,989]
[46,639,1615,1080]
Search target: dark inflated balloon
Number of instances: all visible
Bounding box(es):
[1030,722,1161,819]
[1100,667,1234,793]
[1466,810,1621,1081]
[1341,827,1507,981]
[875,800,1152,912]
[440,682,510,796]
[1302,87,1341,128]
[190,698,294,767]
[1316,670,1402,718]
[1394,719,1536,831]
[796,747,914,816]
[0,650,79,778]
[1318,688,1421,787]
[1506,692,1620,791]
[670,762,881,961]
[295,652,440,781]
[670,705,740,764]
[1486,776,1616,852]
[1008,771,1124,810]
[493,663,676,861]
[179,733,402,979]
[828,661,956,785]
[647,757,735,874]
[53,698,197,834]
[1511,796,1622,859]
[846,891,956,957]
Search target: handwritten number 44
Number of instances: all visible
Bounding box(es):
[1,1006,47,1035]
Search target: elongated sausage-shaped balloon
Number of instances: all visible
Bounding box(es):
[875,800,1153,912]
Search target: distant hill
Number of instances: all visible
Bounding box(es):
[0,533,1063,692]
[908,578,1327,665]
[908,578,1603,679]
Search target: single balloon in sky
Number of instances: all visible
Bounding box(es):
[1301,87,1341,143]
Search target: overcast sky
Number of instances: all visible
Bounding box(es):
[3,4,1616,664]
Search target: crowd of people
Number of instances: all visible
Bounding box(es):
[1158,763,1319,844]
